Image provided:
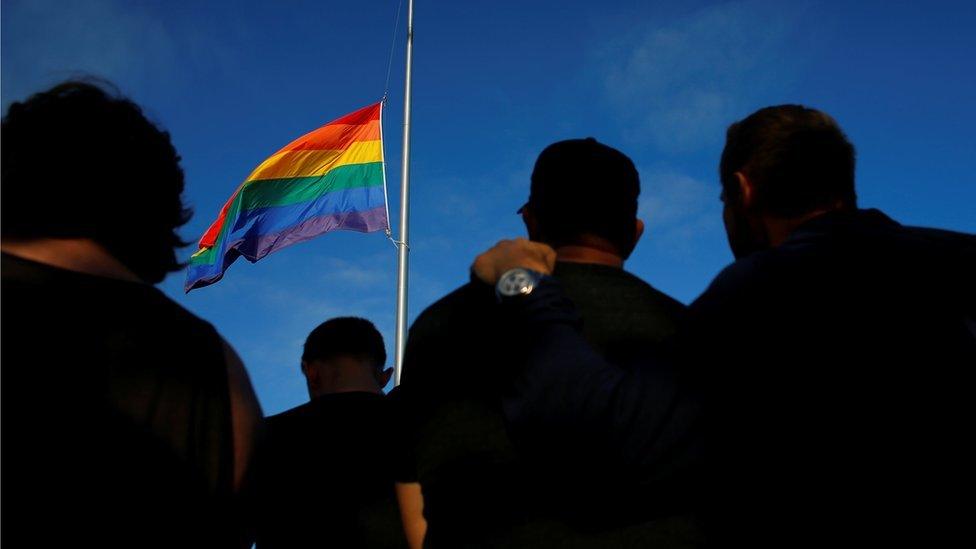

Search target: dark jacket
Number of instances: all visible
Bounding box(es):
[502,209,976,547]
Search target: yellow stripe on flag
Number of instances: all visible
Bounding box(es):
[245,140,384,183]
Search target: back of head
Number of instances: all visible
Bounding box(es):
[1,80,190,283]
[302,317,388,396]
[525,138,641,259]
[720,104,857,217]
[303,316,387,367]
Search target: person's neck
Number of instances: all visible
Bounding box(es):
[1,237,143,283]
[764,205,850,248]
[314,377,384,397]
[554,245,624,268]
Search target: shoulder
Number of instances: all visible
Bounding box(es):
[155,289,222,336]
[139,291,233,370]
[552,263,688,350]
[268,401,313,423]
[899,225,976,258]
[401,280,497,388]
[409,280,494,340]
[702,254,764,295]
[557,262,688,317]
[264,402,312,440]
[691,251,779,321]
[616,269,688,314]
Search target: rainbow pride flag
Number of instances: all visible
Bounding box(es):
[185,102,389,292]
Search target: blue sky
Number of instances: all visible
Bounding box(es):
[3,0,974,414]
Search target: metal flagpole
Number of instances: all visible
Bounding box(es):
[393,0,414,386]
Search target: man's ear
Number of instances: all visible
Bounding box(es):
[378,367,394,388]
[735,171,755,209]
[302,360,320,393]
[634,218,645,245]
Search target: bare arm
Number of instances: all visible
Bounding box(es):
[223,341,263,493]
[396,481,427,549]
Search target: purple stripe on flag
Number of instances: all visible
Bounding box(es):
[237,205,389,262]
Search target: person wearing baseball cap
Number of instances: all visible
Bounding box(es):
[393,138,697,547]
[518,137,643,266]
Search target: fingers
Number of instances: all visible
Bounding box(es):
[472,238,556,285]
[540,242,557,271]
[471,241,506,285]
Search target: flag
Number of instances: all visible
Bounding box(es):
[185,102,389,292]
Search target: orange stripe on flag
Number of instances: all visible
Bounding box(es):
[275,120,381,153]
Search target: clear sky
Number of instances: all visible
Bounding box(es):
[3,0,974,414]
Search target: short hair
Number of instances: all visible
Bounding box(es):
[1,80,191,283]
[526,138,640,258]
[719,105,857,217]
[302,317,386,369]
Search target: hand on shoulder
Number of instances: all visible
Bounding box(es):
[471,238,556,285]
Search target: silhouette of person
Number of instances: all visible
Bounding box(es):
[255,317,406,549]
[1,80,263,548]
[394,139,697,548]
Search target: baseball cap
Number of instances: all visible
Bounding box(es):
[520,136,639,222]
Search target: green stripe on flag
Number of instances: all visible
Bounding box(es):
[241,162,384,210]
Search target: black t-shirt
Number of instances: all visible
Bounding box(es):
[1,253,239,548]
[256,392,407,549]
[395,262,696,547]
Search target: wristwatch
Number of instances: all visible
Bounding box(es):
[495,267,547,301]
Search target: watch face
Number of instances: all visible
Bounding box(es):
[498,268,536,297]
